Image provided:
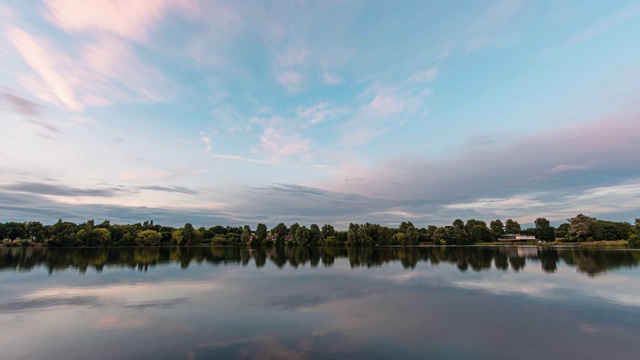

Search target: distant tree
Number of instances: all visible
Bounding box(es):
[490,220,504,240]
[309,224,321,246]
[629,234,640,248]
[534,218,555,241]
[452,219,465,230]
[567,214,596,242]
[358,226,372,246]
[182,223,197,246]
[25,221,45,242]
[256,223,268,243]
[88,228,111,246]
[399,221,414,233]
[469,224,493,243]
[136,230,162,246]
[555,223,570,239]
[295,225,310,246]
[347,228,358,246]
[241,225,252,245]
[272,223,287,247]
[321,224,335,238]
[504,219,521,234]
[405,225,419,245]
[289,223,300,240]
[171,229,184,245]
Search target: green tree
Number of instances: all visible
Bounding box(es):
[490,219,504,240]
[182,223,197,246]
[405,225,419,245]
[347,228,358,246]
[26,221,45,242]
[321,224,335,238]
[241,225,252,245]
[309,224,321,246]
[534,218,555,241]
[567,214,596,242]
[272,223,287,247]
[295,225,310,246]
[357,226,372,246]
[255,223,268,244]
[452,219,465,230]
[399,221,415,233]
[136,230,162,246]
[171,229,184,245]
[629,234,640,248]
[504,219,521,234]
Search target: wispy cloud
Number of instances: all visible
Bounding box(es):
[297,102,341,125]
[260,127,313,158]
[551,163,592,173]
[323,72,342,85]
[8,27,82,110]
[544,4,640,55]
[277,71,304,92]
[211,153,273,165]
[2,181,124,197]
[43,0,197,41]
[0,90,42,116]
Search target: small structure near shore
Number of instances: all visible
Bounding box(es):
[498,234,536,241]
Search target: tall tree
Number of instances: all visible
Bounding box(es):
[405,225,419,245]
[241,225,252,245]
[490,219,504,240]
[567,214,596,242]
[357,226,371,246]
[272,223,287,247]
[255,223,268,243]
[309,224,321,246]
[321,224,335,238]
[182,223,197,246]
[504,219,521,234]
[452,219,465,230]
[295,225,310,246]
[347,228,358,246]
[534,218,555,241]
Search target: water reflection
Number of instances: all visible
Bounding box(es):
[1,247,640,360]
[1,246,639,276]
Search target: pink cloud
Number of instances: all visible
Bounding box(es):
[260,127,312,157]
[551,163,592,173]
[408,66,439,83]
[8,26,171,111]
[323,72,342,85]
[368,94,404,116]
[43,0,198,41]
[277,48,310,67]
[8,27,82,111]
[296,102,341,125]
[276,71,304,92]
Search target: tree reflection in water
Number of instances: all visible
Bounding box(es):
[1,246,639,276]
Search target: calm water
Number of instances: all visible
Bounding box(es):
[1,246,639,359]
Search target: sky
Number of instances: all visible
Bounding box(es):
[1,0,639,229]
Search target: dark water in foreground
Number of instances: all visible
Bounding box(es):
[1,246,639,360]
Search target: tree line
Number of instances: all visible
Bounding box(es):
[1,214,639,248]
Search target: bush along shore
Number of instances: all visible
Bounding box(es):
[1,214,639,248]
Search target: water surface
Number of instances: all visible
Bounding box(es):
[1,246,639,359]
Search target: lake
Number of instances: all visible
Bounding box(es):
[1,246,639,359]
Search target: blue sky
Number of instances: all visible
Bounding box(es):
[1,0,639,228]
